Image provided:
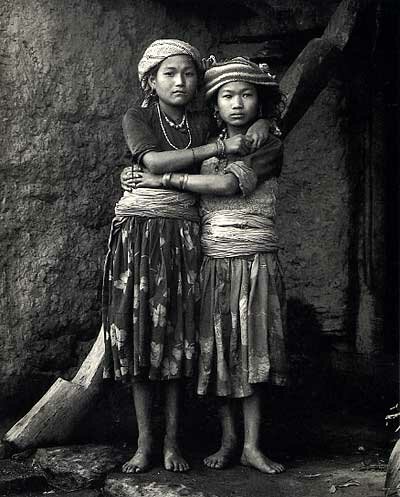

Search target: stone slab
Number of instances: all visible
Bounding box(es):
[104,475,219,497]
[33,445,126,492]
[0,458,46,494]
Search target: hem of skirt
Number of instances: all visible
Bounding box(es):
[103,371,194,383]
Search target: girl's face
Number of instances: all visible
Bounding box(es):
[149,55,198,109]
[216,81,259,131]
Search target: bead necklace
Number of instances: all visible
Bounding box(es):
[157,103,192,150]
[163,111,187,130]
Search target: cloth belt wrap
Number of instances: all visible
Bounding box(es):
[114,189,199,222]
[201,210,279,258]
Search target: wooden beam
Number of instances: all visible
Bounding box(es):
[280,0,371,136]
[3,328,104,451]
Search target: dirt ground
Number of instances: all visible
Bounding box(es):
[0,451,388,497]
[0,391,393,497]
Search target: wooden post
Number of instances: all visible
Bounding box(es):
[3,328,104,451]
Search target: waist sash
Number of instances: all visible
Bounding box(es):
[201,210,279,258]
[114,189,199,222]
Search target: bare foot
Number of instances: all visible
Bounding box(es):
[122,436,153,473]
[204,440,237,469]
[164,439,189,472]
[240,446,285,474]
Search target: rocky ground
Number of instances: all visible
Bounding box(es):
[0,409,393,497]
[0,447,388,497]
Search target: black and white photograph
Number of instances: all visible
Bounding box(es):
[0,1,398,496]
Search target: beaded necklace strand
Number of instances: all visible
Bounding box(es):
[163,111,187,130]
[157,103,192,150]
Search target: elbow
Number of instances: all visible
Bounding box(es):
[142,155,162,174]
[217,176,239,196]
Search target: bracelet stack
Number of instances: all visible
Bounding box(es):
[178,173,189,190]
[215,137,226,159]
[161,172,172,187]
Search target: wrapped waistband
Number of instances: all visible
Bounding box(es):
[115,189,199,222]
[201,210,279,258]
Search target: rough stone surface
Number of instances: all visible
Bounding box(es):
[33,445,126,491]
[279,79,349,335]
[101,455,386,497]
[0,0,395,420]
[0,0,212,411]
[104,476,218,497]
[385,439,400,497]
[0,458,46,494]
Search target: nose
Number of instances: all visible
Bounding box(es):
[174,73,185,87]
[232,96,243,108]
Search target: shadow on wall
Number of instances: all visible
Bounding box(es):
[286,296,328,401]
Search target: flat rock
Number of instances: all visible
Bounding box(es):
[385,438,400,497]
[104,475,219,497]
[0,458,46,494]
[33,445,126,492]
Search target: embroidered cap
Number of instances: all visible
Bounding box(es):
[204,57,278,100]
[138,39,202,93]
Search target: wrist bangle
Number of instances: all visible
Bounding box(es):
[182,173,189,190]
[178,174,185,190]
[220,139,226,158]
[215,139,221,158]
[162,172,172,187]
[216,138,226,159]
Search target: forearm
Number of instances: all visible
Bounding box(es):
[143,143,219,174]
[166,172,239,196]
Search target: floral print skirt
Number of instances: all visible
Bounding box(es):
[197,252,288,398]
[102,215,200,382]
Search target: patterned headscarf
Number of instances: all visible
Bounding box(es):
[138,39,202,104]
[204,56,278,101]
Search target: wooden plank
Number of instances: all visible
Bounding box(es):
[3,327,104,451]
[280,0,372,136]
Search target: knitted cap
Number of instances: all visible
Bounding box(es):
[138,39,202,93]
[204,57,278,100]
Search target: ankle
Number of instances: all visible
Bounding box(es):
[221,434,238,447]
[137,432,153,447]
[243,442,259,452]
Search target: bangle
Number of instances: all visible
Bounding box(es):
[220,139,226,158]
[182,173,189,190]
[215,139,221,158]
[216,138,226,159]
[162,172,172,187]
[178,174,185,190]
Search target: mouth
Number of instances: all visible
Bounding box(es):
[172,91,186,95]
[230,113,245,118]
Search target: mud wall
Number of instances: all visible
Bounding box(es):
[0,0,396,413]
[0,0,214,411]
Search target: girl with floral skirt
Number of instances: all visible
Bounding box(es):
[103,41,269,474]
[132,57,288,474]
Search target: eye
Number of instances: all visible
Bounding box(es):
[164,71,174,76]
[185,71,195,76]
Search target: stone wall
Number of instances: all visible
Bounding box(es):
[0,0,396,414]
[0,0,213,411]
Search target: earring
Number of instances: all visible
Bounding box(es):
[213,109,222,128]
[258,105,263,118]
